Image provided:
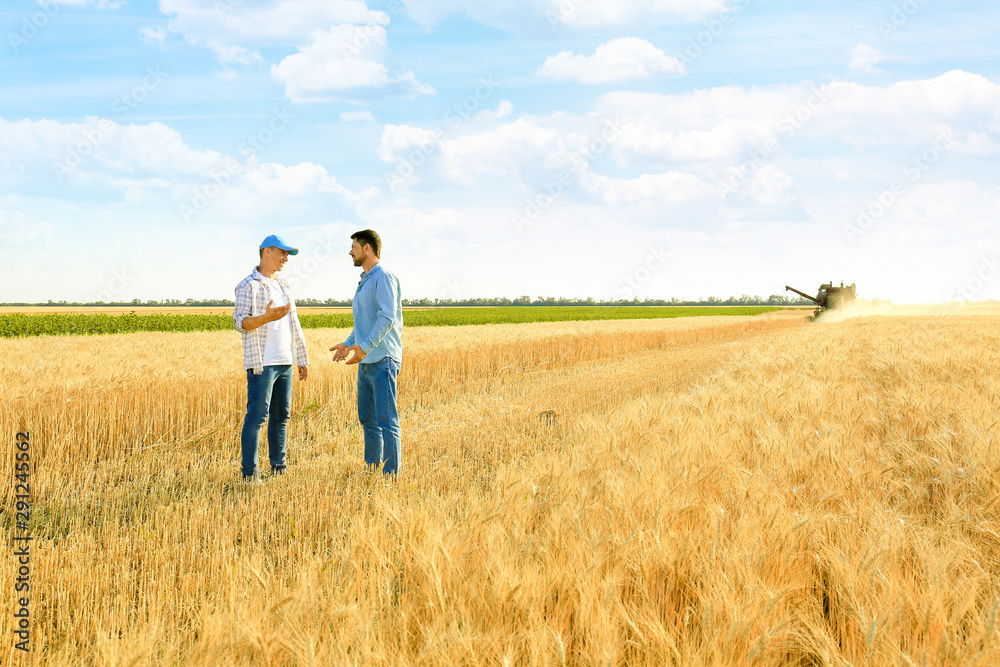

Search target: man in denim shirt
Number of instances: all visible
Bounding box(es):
[330,229,403,476]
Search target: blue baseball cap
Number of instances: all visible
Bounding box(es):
[259,234,298,255]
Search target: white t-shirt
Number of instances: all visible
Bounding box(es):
[260,276,294,367]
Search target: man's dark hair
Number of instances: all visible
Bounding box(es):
[259,247,265,261]
[351,229,382,258]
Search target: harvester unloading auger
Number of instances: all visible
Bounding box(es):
[785,282,857,321]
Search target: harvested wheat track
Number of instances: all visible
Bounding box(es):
[2,311,1000,666]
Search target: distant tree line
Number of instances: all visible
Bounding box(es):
[5,294,816,307]
[408,294,814,307]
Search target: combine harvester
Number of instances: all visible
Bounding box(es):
[785,282,857,321]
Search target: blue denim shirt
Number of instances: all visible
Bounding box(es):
[344,263,402,364]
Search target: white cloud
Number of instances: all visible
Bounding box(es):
[438,119,562,184]
[593,70,1000,166]
[0,115,373,222]
[560,0,729,28]
[271,25,433,102]
[0,209,54,248]
[50,0,124,8]
[538,38,684,84]
[379,113,623,192]
[376,124,443,190]
[341,111,376,122]
[378,124,442,163]
[594,88,799,166]
[366,204,471,237]
[8,68,1000,303]
[401,0,727,32]
[850,43,885,73]
[376,117,573,192]
[364,69,1000,256]
[584,171,714,205]
[745,164,798,207]
[0,116,225,179]
[240,162,356,199]
[157,0,424,101]
[475,100,514,122]
[897,181,1000,239]
[212,44,263,66]
[805,71,1000,150]
[158,0,387,60]
[140,27,167,45]
[375,71,1000,197]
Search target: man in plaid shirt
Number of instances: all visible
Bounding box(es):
[233,234,309,481]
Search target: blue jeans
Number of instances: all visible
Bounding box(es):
[241,365,293,478]
[357,356,401,475]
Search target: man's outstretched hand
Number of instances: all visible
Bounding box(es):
[329,342,349,361]
[264,299,291,322]
[329,342,367,365]
[240,299,291,332]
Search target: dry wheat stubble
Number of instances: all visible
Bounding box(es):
[4,313,1000,665]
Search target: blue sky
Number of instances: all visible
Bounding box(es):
[2,0,999,303]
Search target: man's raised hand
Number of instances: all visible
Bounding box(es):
[265,299,291,322]
[343,345,367,366]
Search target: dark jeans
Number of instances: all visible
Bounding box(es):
[357,356,401,475]
[240,365,293,479]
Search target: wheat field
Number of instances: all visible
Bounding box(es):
[2,312,999,666]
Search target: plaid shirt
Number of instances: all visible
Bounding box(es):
[233,268,309,375]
